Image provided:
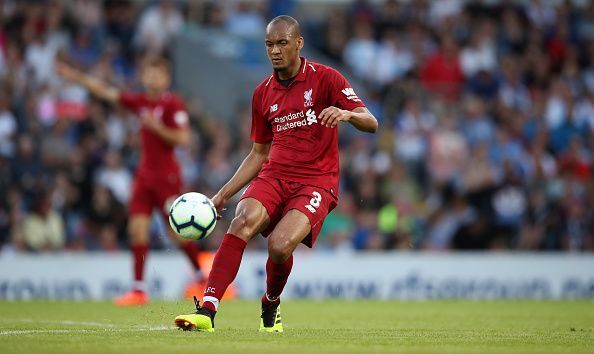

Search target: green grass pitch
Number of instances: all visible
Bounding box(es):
[0,300,592,354]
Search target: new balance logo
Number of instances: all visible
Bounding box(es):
[341,87,361,102]
[270,104,278,113]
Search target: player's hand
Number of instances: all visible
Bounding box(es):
[142,111,161,132]
[211,193,227,219]
[319,106,350,128]
[55,61,79,81]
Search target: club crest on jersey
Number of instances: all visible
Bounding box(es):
[270,104,278,113]
[304,88,314,107]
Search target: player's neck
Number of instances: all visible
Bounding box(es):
[146,89,163,99]
[276,57,302,81]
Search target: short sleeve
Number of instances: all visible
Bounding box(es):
[119,92,143,112]
[327,68,366,111]
[250,89,273,144]
[167,96,189,128]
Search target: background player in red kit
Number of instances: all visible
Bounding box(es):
[56,57,204,306]
[174,16,377,332]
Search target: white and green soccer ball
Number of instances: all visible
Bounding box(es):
[168,192,217,240]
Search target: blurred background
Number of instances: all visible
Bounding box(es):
[1,0,593,255]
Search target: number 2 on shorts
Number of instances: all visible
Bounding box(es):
[305,191,322,213]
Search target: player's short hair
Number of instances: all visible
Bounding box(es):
[142,56,170,72]
[267,15,301,37]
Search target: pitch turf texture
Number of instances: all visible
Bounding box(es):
[0,300,592,354]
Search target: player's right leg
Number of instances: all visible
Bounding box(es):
[174,197,269,332]
[113,214,151,306]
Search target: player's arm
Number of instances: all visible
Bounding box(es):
[142,110,190,146]
[55,61,119,104]
[211,142,271,213]
[319,106,378,133]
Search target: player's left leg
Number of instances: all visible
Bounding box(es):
[259,209,312,333]
[260,186,337,332]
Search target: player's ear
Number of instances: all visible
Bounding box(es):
[297,36,304,51]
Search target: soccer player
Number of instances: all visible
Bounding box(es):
[56,57,205,306]
[174,16,377,332]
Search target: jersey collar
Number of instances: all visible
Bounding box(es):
[270,57,308,90]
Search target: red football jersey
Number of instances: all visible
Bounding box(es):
[119,92,189,180]
[251,58,365,195]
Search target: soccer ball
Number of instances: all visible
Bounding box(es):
[168,192,217,240]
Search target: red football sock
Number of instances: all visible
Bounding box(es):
[131,244,149,291]
[202,233,247,311]
[263,255,293,305]
[181,241,201,272]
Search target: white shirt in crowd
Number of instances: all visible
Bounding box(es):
[0,110,17,157]
[135,4,184,53]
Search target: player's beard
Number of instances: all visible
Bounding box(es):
[271,56,290,72]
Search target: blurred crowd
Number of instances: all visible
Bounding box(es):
[314,0,594,252]
[0,0,592,253]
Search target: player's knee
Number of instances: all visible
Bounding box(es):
[268,237,292,263]
[129,231,148,245]
[229,213,248,236]
[229,210,261,241]
[128,219,149,245]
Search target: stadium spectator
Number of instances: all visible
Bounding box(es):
[426,108,468,185]
[315,7,347,63]
[17,191,65,252]
[420,35,464,100]
[0,91,17,158]
[226,1,266,38]
[95,150,132,204]
[459,21,497,78]
[103,0,136,52]
[135,0,184,54]
[393,97,435,177]
[342,20,376,81]
[84,184,126,251]
[374,28,414,86]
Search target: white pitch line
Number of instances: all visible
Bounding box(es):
[17,319,117,327]
[0,326,175,336]
[0,319,175,336]
[1,329,90,335]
